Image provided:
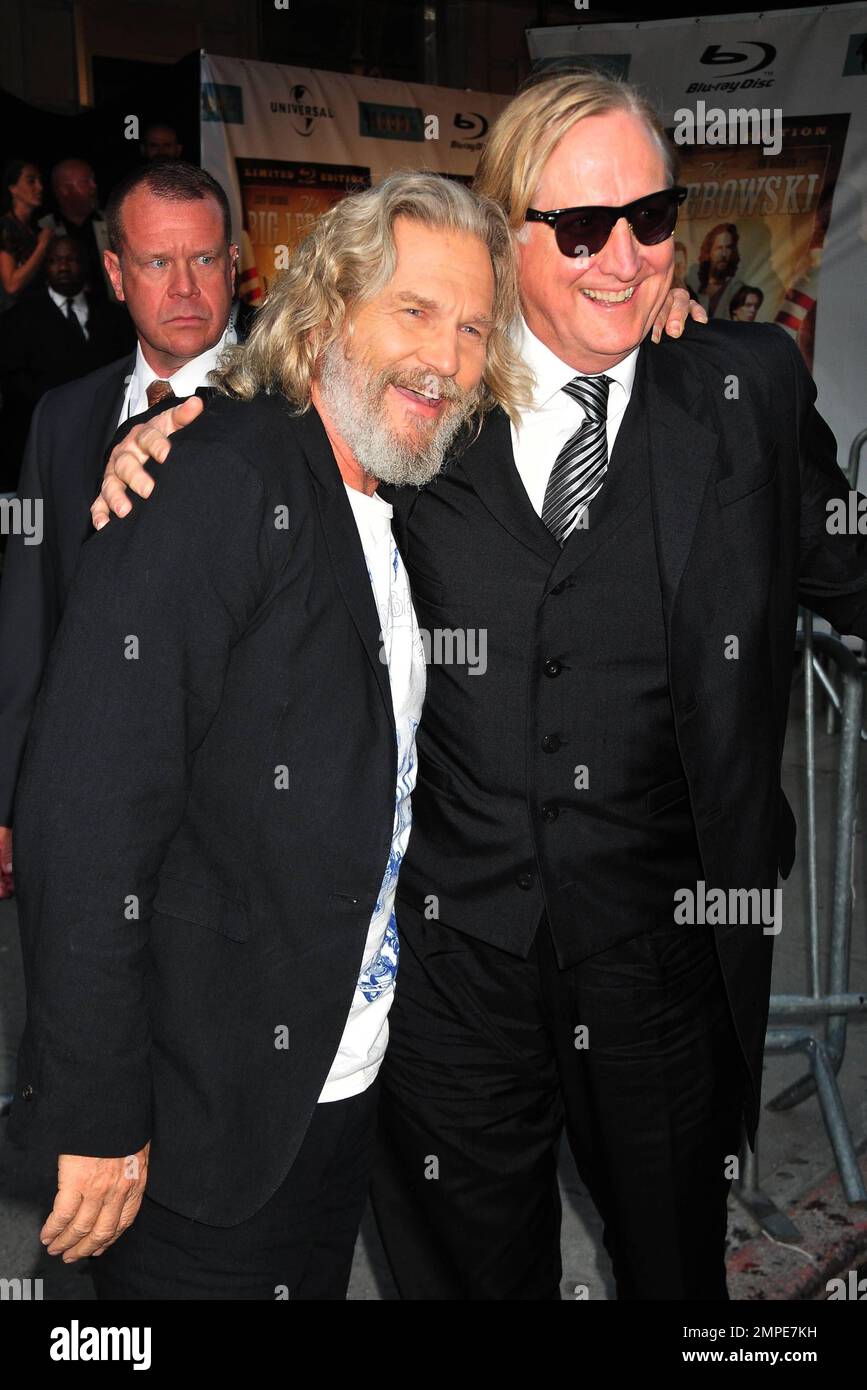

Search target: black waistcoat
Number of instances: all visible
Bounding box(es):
[396,355,704,965]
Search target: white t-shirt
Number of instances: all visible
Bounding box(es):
[318,485,426,1102]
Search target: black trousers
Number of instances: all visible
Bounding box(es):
[92,1080,379,1300]
[370,903,748,1301]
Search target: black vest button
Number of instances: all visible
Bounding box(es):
[516,872,533,890]
[543,658,562,678]
[541,734,561,753]
[21,1085,34,1101]
[541,803,559,822]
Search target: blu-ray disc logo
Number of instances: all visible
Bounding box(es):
[699,43,776,75]
[454,112,489,139]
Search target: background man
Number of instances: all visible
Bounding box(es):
[0,161,238,900]
[141,122,183,161]
[48,159,111,300]
[0,235,135,485]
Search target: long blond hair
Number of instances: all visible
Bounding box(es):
[473,69,679,234]
[213,170,532,425]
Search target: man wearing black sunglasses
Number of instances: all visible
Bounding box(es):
[91,71,867,1303]
[524,185,688,260]
[368,71,865,1301]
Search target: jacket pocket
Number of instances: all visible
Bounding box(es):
[152,874,250,943]
[417,752,456,795]
[409,567,446,607]
[715,448,777,507]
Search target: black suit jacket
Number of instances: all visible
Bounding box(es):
[8,395,397,1224]
[0,293,134,488]
[0,353,135,823]
[388,320,867,1146]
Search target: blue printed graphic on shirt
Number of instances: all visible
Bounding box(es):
[354,527,421,1007]
[359,910,399,1003]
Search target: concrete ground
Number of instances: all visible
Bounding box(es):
[2,662,866,1301]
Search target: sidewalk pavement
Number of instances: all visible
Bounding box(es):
[2,677,866,1300]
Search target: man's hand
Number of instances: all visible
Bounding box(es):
[651,287,707,345]
[0,826,12,898]
[41,1142,150,1262]
[91,395,204,530]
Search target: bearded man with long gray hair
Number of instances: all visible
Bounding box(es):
[7,171,529,1300]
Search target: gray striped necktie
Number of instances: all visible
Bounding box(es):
[541,374,612,545]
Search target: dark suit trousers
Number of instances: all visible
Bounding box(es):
[91,1081,379,1300]
[371,902,747,1301]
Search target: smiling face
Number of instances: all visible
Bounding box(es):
[104,187,237,376]
[313,214,494,487]
[516,109,675,374]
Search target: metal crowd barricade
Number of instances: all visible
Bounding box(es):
[735,617,867,1239]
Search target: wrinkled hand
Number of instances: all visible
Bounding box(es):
[42,1143,150,1262]
[0,826,12,898]
[651,287,707,345]
[91,395,204,530]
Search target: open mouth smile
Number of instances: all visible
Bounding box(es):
[579,286,636,305]
[392,383,446,416]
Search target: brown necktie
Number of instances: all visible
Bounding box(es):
[146,379,174,408]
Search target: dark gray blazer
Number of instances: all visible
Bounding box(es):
[8,395,397,1225]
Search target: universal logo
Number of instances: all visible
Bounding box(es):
[271,85,335,138]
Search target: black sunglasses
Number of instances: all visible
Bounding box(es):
[525,186,688,259]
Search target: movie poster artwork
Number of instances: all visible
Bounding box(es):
[235,158,372,299]
[669,113,850,370]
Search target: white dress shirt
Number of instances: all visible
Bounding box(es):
[117,325,236,427]
[48,285,89,340]
[510,316,639,532]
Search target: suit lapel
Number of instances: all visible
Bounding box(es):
[642,336,719,614]
[88,355,135,473]
[285,406,396,739]
[453,407,561,566]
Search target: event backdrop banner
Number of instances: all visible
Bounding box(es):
[199,52,511,302]
[527,3,867,460]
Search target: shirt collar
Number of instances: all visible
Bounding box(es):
[47,286,87,312]
[130,327,230,400]
[513,314,639,412]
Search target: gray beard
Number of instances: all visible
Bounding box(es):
[317,337,475,487]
